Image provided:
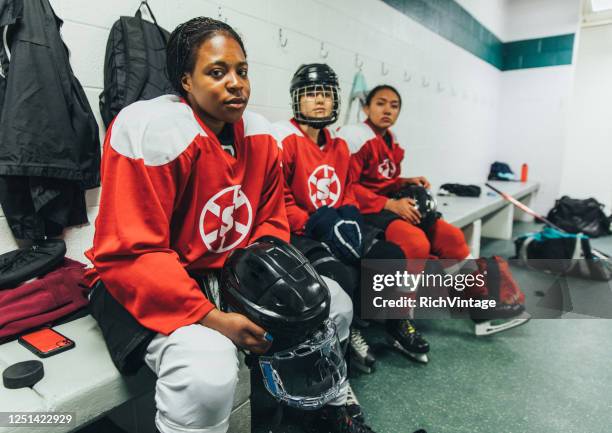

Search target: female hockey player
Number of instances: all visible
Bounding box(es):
[339,84,529,336]
[84,18,367,433]
[275,64,430,375]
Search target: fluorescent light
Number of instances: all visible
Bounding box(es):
[591,0,612,12]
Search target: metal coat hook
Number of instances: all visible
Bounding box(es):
[278,28,288,48]
[403,71,412,82]
[320,42,329,59]
[421,76,430,88]
[354,53,364,70]
[381,62,389,76]
[436,81,444,92]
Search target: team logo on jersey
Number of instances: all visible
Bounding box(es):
[308,164,341,208]
[377,158,396,179]
[199,185,253,253]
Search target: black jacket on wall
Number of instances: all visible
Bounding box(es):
[0,0,101,239]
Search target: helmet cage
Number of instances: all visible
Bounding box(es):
[291,83,341,129]
[258,319,347,410]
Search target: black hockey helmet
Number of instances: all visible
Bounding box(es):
[290,63,341,129]
[221,236,346,409]
[393,185,440,229]
[221,236,330,346]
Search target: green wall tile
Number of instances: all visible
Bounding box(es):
[380,0,574,71]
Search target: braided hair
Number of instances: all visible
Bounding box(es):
[365,84,402,109]
[166,17,247,97]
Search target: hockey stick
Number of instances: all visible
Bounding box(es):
[485,183,610,260]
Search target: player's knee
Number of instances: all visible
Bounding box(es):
[401,237,431,259]
[385,220,431,258]
[438,225,470,259]
[159,327,239,426]
[322,276,353,342]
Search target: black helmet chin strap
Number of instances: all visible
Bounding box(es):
[295,115,334,130]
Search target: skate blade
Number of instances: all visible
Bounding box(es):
[475,312,531,337]
[388,338,429,364]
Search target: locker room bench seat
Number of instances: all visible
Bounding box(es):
[439,180,540,257]
[0,315,251,433]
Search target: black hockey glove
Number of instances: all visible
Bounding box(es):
[305,206,363,265]
[336,205,364,225]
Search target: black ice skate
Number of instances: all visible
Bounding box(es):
[349,328,376,373]
[385,319,430,364]
[346,383,364,422]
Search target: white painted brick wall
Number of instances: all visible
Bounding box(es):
[0,0,502,262]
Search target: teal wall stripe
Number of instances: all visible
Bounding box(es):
[502,34,575,70]
[380,0,574,71]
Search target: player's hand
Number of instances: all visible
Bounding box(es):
[200,309,272,354]
[403,176,431,189]
[384,198,421,224]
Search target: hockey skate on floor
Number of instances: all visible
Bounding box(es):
[472,304,531,336]
[349,328,376,373]
[385,319,430,364]
[346,383,364,422]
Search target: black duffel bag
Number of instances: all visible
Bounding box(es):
[547,196,611,238]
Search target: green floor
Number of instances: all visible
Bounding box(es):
[255,222,612,433]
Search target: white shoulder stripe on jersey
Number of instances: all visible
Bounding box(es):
[336,123,375,154]
[110,95,206,166]
[243,110,275,138]
[272,119,303,143]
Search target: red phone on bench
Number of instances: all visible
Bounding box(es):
[18,328,75,358]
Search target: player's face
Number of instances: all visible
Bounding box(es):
[299,86,334,119]
[364,88,401,130]
[182,34,250,132]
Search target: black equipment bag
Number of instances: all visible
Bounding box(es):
[99,2,173,127]
[547,196,611,238]
[514,228,611,281]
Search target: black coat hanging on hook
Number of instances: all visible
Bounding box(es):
[0,0,101,240]
[99,2,173,127]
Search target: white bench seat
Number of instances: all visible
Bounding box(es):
[0,316,251,433]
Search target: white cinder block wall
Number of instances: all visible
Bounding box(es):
[493,0,582,214]
[0,0,508,260]
[560,24,612,212]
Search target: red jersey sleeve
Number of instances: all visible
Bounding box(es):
[281,139,311,234]
[88,121,214,336]
[349,146,389,214]
[249,137,291,242]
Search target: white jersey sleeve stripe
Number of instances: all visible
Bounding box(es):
[110,95,206,166]
[336,123,375,154]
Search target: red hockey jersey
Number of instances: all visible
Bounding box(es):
[85,95,289,335]
[338,121,405,214]
[275,119,358,233]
